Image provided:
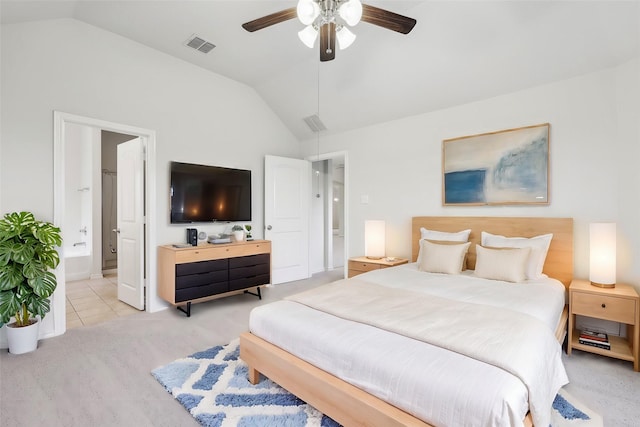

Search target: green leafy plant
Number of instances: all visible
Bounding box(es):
[231,225,244,232]
[0,212,62,327]
[244,225,252,238]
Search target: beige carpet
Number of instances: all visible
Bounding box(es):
[1,269,638,426]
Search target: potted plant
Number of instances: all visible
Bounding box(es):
[244,225,253,241]
[0,211,62,354]
[231,225,245,242]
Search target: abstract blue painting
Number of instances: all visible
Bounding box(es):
[443,124,549,205]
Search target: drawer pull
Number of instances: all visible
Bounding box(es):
[602,303,606,308]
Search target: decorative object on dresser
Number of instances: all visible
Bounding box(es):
[231,225,245,242]
[568,279,639,371]
[348,256,408,278]
[186,228,198,246]
[589,222,616,288]
[364,219,385,259]
[158,240,271,317]
[442,123,549,206]
[244,224,253,241]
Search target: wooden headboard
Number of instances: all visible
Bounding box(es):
[411,216,574,288]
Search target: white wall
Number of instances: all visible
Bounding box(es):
[1,18,299,234]
[0,19,300,340]
[302,59,640,288]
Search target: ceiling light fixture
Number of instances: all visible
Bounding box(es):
[296,0,362,51]
[242,1,416,62]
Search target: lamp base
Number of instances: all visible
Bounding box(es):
[590,281,616,288]
[365,256,383,260]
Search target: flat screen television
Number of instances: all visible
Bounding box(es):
[170,161,251,223]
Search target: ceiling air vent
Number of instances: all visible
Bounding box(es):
[185,34,216,54]
[303,114,327,132]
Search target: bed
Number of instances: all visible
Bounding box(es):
[240,216,573,427]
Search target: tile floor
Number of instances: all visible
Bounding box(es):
[66,274,141,329]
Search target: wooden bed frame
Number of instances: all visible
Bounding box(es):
[240,216,574,427]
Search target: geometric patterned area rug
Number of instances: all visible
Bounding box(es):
[152,339,602,427]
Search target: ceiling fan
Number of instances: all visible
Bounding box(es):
[242,0,417,62]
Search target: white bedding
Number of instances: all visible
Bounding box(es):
[248,263,568,427]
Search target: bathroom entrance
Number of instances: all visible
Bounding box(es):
[62,126,136,280]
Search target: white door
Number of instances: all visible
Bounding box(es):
[264,155,311,284]
[117,138,145,310]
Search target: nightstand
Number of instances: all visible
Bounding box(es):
[348,256,409,278]
[568,279,639,371]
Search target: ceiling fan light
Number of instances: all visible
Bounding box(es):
[339,0,363,26]
[298,25,318,48]
[297,0,320,26]
[336,26,356,50]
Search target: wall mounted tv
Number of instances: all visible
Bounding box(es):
[170,161,251,223]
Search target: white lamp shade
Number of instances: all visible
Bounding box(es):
[589,222,616,286]
[365,220,385,259]
[339,0,363,26]
[297,0,320,25]
[298,25,318,48]
[336,26,356,50]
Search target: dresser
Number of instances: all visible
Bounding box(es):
[158,240,271,316]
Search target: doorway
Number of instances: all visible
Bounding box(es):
[52,112,158,337]
[309,151,348,276]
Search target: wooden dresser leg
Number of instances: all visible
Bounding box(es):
[248,366,261,385]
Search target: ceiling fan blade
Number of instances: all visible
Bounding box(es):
[242,7,297,32]
[361,4,417,34]
[320,22,336,62]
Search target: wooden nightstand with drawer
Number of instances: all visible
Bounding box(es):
[568,279,639,371]
[348,256,409,278]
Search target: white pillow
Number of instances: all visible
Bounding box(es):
[474,245,531,283]
[420,227,471,242]
[418,240,471,275]
[417,228,471,265]
[481,231,553,280]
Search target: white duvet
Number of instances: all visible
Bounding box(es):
[249,263,569,427]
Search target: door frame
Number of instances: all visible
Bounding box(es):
[307,151,349,278]
[52,111,158,337]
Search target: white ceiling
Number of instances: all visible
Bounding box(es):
[2,1,639,140]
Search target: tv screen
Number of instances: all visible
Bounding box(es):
[170,161,251,223]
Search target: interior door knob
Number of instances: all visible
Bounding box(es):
[266,225,272,230]
[113,228,121,234]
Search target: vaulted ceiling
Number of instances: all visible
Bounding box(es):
[2,1,639,140]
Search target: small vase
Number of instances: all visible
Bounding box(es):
[6,319,39,354]
[233,230,244,242]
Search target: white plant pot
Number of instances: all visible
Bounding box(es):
[233,230,244,242]
[6,319,39,355]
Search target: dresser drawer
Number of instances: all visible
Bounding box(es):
[229,253,270,269]
[348,260,382,273]
[572,292,637,324]
[176,259,227,276]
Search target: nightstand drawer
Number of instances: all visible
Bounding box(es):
[348,260,381,273]
[572,292,636,324]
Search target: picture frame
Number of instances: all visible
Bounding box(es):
[442,123,550,206]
